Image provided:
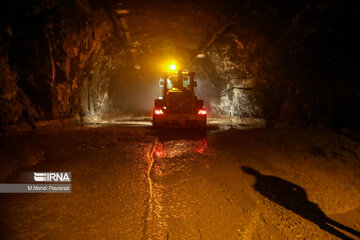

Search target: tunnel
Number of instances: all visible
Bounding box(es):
[0,0,360,239]
[1,0,359,129]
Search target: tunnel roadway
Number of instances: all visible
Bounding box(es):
[0,123,360,240]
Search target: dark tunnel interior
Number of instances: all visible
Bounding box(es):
[1,0,359,130]
[1,1,360,238]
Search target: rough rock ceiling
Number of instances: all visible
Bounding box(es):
[0,0,359,130]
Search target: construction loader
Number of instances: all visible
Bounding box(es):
[153,68,207,130]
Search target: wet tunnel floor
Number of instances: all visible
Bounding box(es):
[0,126,360,239]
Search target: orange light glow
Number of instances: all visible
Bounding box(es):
[154,143,165,158]
[154,108,164,115]
[196,139,208,154]
[197,109,207,115]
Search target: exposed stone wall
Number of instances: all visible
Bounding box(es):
[193,1,359,129]
[1,0,131,129]
[194,17,285,121]
[0,54,38,127]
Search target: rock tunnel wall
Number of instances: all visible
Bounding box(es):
[192,1,359,129]
[0,0,131,128]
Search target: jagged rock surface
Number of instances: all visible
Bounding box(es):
[1,0,131,128]
[1,0,359,130]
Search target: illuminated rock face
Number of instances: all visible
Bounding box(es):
[194,24,280,120]
[191,1,359,129]
[0,0,131,128]
[218,89,262,118]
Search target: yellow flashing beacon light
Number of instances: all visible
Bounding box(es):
[169,64,176,71]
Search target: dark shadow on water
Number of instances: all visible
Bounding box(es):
[241,166,360,240]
